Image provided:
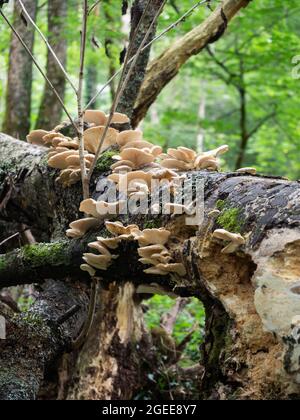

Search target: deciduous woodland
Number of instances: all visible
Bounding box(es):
[0,0,299,401]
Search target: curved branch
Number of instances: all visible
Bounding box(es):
[132,0,252,127]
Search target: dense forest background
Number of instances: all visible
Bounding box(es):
[1,0,300,179]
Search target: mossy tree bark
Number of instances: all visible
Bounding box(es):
[0,135,300,399]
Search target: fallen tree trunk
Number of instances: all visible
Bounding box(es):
[0,279,88,400]
[132,0,252,127]
[0,136,300,399]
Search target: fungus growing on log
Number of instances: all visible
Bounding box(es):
[212,228,246,254]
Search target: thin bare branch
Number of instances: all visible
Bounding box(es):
[0,10,76,132]
[85,0,211,110]
[77,0,89,199]
[17,0,77,94]
[88,0,102,16]
[0,232,20,249]
[87,0,167,181]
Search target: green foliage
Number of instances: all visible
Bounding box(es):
[144,295,205,366]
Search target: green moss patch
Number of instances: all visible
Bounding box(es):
[95,150,116,172]
[217,207,243,233]
[22,242,68,268]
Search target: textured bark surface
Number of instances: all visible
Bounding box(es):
[0,279,88,400]
[132,0,251,127]
[35,0,67,130]
[0,136,300,399]
[117,0,166,120]
[2,0,38,139]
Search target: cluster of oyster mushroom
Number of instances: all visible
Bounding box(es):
[160,145,229,171]
[134,228,186,277]
[79,222,186,279]
[26,110,130,187]
[80,221,139,276]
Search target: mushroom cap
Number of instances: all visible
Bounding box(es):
[80,264,96,277]
[83,126,118,154]
[88,241,112,257]
[138,245,168,259]
[205,144,229,157]
[105,221,139,236]
[151,168,179,181]
[161,158,192,171]
[116,130,143,147]
[168,148,196,163]
[110,112,130,124]
[121,140,154,151]
[48,150,79,169]
[156,263,186,276]
[108,170,153,188]
[212,229,245,245]
[66,217,99,238]
[111,160,135,171]
[133,228,171,246]
[119,148,155,169]
[80,199,99,218]
[236,167,257,175]
[83,253,112,270]
[84,110,107,126]
[27,130,49,146]
[43,132,65,146]
[97,236,121,250]
[112,165,133,173]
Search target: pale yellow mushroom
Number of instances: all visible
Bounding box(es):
[212,229,245,254]
[27,130,49,146]
[96,200,126,216]
[80,199,99,218]
[66,217,100,239]
[110,112,130,124]
[88,241,112,257]
[82,253,112,270]
[83,126,118,154]
[161,158,193,171]
[138,244,168,259]
[117,148,155,169]
[116,130,143,147]
[105,221,139,236]
[48,150,79,170]
[80,264,96,277]
[133,228,171,246]
[97,236,121,250]
[236,167,257,175]
[84,110,107,126]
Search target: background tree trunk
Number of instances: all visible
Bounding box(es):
[2,0,38,139]
[35,0,67,130]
